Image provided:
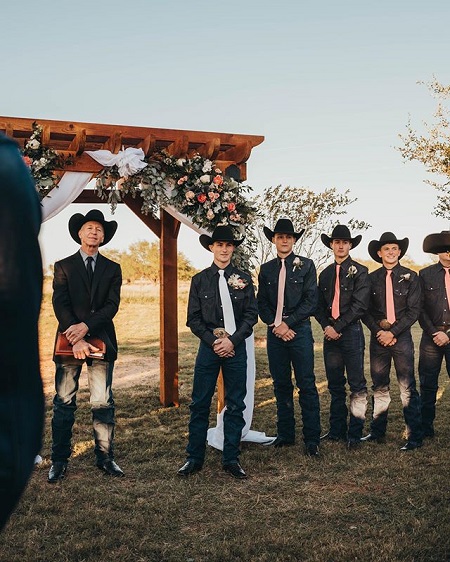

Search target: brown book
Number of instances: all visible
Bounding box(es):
[55,333,106,359]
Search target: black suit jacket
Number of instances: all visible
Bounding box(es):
[0,133,44,529]
[52,251,122,362]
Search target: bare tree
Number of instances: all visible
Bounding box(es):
[247,185,369,272]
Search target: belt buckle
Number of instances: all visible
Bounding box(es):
[213,328,229,338]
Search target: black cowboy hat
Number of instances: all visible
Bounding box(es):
[263,218,305,242]
[199,225,244,251]
[68,209,118,246]
[423,231,450,254]
[368,232,409,263]
[321,224,362,249]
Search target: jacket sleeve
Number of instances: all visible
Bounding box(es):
[186,276,216,347]
[257,265,275,325]
[52,261,80,331]
[418,270,435,337]
[315,270,330,329]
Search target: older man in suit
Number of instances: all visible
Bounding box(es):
[0,133,44,530]
[48,209,124,482]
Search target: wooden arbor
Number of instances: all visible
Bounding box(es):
[0,117,264,406]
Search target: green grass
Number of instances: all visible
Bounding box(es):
[1,286,449,562]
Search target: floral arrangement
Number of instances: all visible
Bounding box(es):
[94,151,256,236]
[228,273,249,290]
[292,256,303,271]
[347,265,358,278]
[21,121,70,199]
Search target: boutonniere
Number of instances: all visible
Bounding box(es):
[399,273,411,283]
[292,256,303,272]
[228,273,249,290]
[346,265,358,278]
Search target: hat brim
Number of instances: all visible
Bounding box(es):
[368,238,409,263]
[321,233,362,249]
[423,232,450,254]
[199,234,244,252]
[263,226,305,243]
[68,213,118,246]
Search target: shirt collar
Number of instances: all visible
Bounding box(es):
[80,249,98,263]
[211,262,234,276]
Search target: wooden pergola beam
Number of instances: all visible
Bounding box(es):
[1,115,264,407]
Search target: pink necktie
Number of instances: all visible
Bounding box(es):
[444,268,450,305]
[274,258,286,327]
[331,264,340,320]
[386,269,396,325]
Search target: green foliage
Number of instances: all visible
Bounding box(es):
[249,185,370,271]
[398,78,450,218]
[102,240,197,283]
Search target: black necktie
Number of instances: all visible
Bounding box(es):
[86,256,94,285]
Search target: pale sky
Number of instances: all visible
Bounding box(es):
[2,0,450,269]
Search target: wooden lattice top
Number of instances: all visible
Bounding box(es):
[0,116,264,180]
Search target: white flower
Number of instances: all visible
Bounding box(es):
[347,265,358,278]
[292,256,303,271]
[176,158,186,167]
[206,209,215,220]
[399,273,411,283]
[228,273,248,290]
[200,174,211,184]
[27,139,40,150]
[202,160,213,172]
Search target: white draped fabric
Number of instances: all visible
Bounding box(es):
[41,172,93,222]
[44,151,273,448]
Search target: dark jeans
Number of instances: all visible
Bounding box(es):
[323,322,367,440]
[187,341,247,466]
[51,360,115,463]
[418,332,450,435]
[267,320,321,445]
[369,330,423,442]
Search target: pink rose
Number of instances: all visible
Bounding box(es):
[23,156,32,167]
[212,175,223,185]
[177,175,188,185]
[227,202,236,212]
[185,190,195,200]
[197,194,207,203]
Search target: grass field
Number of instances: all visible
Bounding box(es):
[1,284,449,562]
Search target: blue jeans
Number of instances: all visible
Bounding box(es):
[323,323,367,440]
[187,341,247,466]
[51,359,115,462]
[267,320,321,444]
[369,331,423,442]
[418,332,450,435]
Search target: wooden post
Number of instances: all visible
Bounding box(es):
[160,210,180,406]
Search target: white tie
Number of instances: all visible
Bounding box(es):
[218,270,236,335]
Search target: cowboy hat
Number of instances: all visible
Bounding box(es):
[68,209,118,246]
[422,231,450,254]
[368,232,409,263]
[199,225,244,251]
[263,218,305,242]
[321,224,362,249]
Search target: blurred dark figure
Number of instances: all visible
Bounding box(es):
[0,133,44,530]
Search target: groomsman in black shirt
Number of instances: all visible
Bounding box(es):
[316,225,370,449]
[362,232,423,450]
[177,226,258,479]
[257,218,321,456]
[418,231,450,437]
